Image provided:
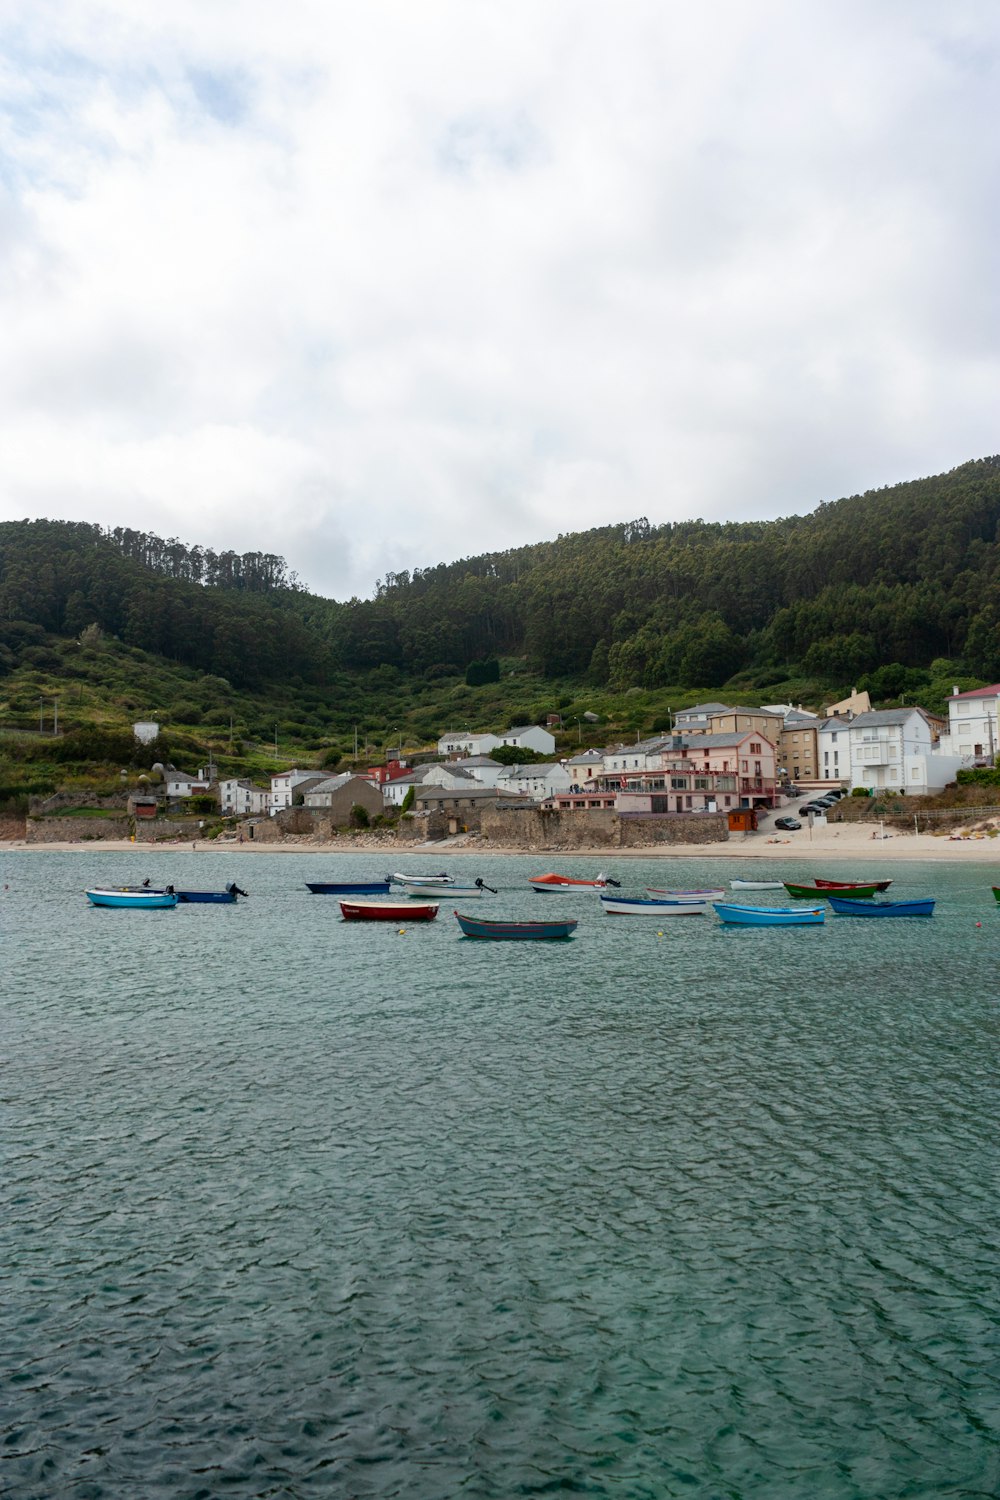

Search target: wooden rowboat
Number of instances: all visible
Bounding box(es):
[339,899,438,922]
[454,910,577,940]
[783,881,880,900]
[827,896,934,918]
[813,877,893,892]
[86,888,178,909]
[713,902,825,926]
[600,895,707,916]
[530,872,618,892]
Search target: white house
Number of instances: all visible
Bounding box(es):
[165,770,210,799]
[218,778,269,816]
[270,768,324,813]
[437,730,501,757]
[847,708,962,796]
[938,684,1000,764]
[495,762,572,801]
[382,764,481,808]
[454,755,504,788]
[563,749,606,791]
[816,716,855,788]
[497,725,556,755]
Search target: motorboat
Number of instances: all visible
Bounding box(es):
[86,888,178,909]
[529,872,619,893]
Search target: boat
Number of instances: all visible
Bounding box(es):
[828,896,934,918]
[176,882,248,904]
[645,886,725,901]
[86,888,178,909]
[712,902,825,926]
[529,872,620,893]
[339,899,439,922]
[388,872,456,887]
[783,881,881,900]
[730,878,786,890]
[402,880,496,898]
[454,910,577,940]
[813,877,893,892]
[306,880,392,895]
[600,894,707,916]
[993,887,1000,903]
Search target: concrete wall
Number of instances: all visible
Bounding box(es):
[479,808,729,848]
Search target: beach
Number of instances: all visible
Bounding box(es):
[6,818,1000,863]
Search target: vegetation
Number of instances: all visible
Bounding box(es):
[2,455,1000,799]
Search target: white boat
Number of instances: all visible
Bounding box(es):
[403,881,492,899]
[388,872,455,887]
[645,886,725,902]
[600,894,707,916]
[730,878,786,890]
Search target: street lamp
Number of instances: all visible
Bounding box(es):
[574,717,581,743]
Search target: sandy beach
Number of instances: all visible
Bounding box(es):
[7,819,1000,864]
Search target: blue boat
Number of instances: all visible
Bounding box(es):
[712,902,825,926]
[828,896,934,917]
[176,885,247,903]
[86,888,178,909]
[306,880,391,895]
[454,910,577,941]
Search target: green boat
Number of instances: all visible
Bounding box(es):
[992,887,1000,903]
[783,881,880,900]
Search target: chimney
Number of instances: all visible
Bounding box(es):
[953,686,960,696]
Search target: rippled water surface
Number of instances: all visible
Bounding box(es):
[2,849,998,1498]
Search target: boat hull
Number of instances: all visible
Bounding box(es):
[86,889,178,909]
[783,882,880,900]
[828,897,934,917]
[813,878,892,892]
[730,879,785,890]
[645,887,725,901]
[339,899,438,921]
[529,873,613,893]
[454,911,577,940]
[601,896,707,915]
[306,881,391,895]
[713,902,825,925]
[175,890,238,903]
[403,883,486,898]
[389,873,454,888]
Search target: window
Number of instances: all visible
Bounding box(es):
[751,741,762,753]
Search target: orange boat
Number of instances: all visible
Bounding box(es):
[529,872,619,893]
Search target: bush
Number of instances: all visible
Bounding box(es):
[350,803,370,828]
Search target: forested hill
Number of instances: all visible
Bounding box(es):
[2,455,1000,694]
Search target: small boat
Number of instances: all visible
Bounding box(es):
[529,872,620,893]
[813,877,893,892]
[783,881,881,900]
[86,888,178,909]
[306,880,392,895]
[339,899,438,922]
[645,886,725,902]
[454,910,577,940]
[828,896,934,918]
[600,894,707,916]
[402,879,496,898]
[730,878,786,890]
[993,887,1000,903]
[388,872,456,888]
[176,882,248,904]
[713,902,825,926]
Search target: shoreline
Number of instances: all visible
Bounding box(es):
[5,822,1000,864]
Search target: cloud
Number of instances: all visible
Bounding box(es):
[0,0,998,598]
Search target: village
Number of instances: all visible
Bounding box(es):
[30,682,999,848]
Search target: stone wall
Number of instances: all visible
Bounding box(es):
[479,808,729,849]
[26,817,133,843]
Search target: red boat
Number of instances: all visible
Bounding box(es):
[339,899,439,922]
[813,877,893,892]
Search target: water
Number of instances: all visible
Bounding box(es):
[2,850,998,1499]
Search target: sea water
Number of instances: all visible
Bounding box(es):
[2,849,998,1499]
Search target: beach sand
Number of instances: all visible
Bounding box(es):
[6,819,1000,864]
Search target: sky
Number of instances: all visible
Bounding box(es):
[0,1,998,601]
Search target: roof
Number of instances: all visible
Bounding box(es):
[949,684,1000,700]
[565,749,605,764]
[455,755,502,767]
[414,785,513,803]
[676,702,729,715]
[848,709,924,727]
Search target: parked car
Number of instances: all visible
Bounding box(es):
[798,802,825,815]
[775,816,801,831]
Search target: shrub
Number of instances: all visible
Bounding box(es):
[350,803,370,828]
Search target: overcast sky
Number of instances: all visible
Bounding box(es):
[1,2,997,600]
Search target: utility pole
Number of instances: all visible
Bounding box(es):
[39,697,43,733]
[53,699,58,735]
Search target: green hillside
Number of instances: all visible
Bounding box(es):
[2,455,999,801]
